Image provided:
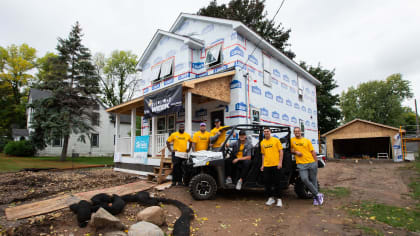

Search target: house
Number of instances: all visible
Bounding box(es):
[322,119,404,160]
[27,88,131,157]
[106,13,321,175]
[11,129,29,141]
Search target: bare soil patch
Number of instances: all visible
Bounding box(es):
[0,162,418,236]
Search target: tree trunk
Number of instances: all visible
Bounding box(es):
[60,135,70,161]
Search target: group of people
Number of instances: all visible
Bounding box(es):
[165,119,324,207]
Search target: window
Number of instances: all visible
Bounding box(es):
[151,64,161,83]
[167,115,175,134]
[297,76,304,101]
[160,58,174,79]
[91,112,100,126]
[299,119,305,137]
[52,137,62,147]
[157,116,166,134]
[91,133,99,147]
[205,44,222,67]
[262,53,271,87]
[263,71,272,87]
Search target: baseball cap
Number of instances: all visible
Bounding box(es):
[214,118,221,123]
[239,130,246,135]
[200,122,206,126]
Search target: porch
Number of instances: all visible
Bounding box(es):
[106,70,235,165]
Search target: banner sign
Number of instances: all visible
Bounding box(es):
[134,135,149,164]
[392,133,403,162]
[144,85,182,118]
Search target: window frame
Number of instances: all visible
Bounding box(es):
[151,64,161,83]
[263,70,272,87]
[205,44,223,67]
[91,133,99,147]
[159,58,174,79]
[52,137,62,147]
[262,53,272,87]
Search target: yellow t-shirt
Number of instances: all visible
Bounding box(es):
[291,137,315,164]
[167,132,192,152]
[193,131,211,151]
[260,137,283,167]
[236,144,244,158]
[210,126,229,148]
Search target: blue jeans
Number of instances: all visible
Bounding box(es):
[297,161,318,196]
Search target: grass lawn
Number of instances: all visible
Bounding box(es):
[0,154,113,172]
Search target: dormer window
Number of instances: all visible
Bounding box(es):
[205,44,222,67]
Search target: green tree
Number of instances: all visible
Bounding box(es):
[340,73,412,127]
[30,22,100,160]
[198,0,295,59]
[94,50,139,107]
[300,62,341,134]
[0,44,36,104]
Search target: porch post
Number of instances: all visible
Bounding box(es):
[185,90,192,135]
[130,108,136,158]
[115,114,120,156]
[151,116,157,156]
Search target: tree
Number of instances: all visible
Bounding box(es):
[30,22,100,160]
[198,0,295,59]
[94,50,139,107]
[340,73,412,127]
[0,44,37,105]
[0,44,36,136]
[300,62,341,134]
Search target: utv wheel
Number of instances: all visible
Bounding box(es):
[189,173,217,200]
[294,180,320,199]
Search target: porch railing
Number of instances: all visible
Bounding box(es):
[116,137,131,155]
[154,133,169,157]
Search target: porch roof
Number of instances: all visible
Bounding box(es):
[106,70,236,115]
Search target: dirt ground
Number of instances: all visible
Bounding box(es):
[0,161,418,236]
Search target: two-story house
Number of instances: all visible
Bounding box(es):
[27,88,131,157]
[107,13,321,174]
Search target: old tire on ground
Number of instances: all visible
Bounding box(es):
[189,173,217,200]
[294,179,320,199]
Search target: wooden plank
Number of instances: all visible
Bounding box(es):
[154,182,171,191]
[182,70,235,88]
[189,76,231,103]
[5,181,155,220]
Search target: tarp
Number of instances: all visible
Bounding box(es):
[144,85,182,118]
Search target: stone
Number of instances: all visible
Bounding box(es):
[136,206,165,226]
[104,231,128,236]
[91,207,126,230]
[128,221,164,236]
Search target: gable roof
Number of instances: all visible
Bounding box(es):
[169,13,321,86]
[322,119,402,137]
[28,88,52,102]
[137,30,204,71]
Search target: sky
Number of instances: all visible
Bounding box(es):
[1,0,419,110]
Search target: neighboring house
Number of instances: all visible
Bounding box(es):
[106,13,321,174]
[27,88,131,157]
[11,129,29,141]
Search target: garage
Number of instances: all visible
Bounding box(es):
[322,119,401,159]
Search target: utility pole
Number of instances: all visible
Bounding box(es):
[415,99,419,137]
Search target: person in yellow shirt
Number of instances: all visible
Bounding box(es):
[210,118,229,151]
[225,130,252,190]
[192,123,210,151]
[166,124,192,186]
[291,127,323,205]
[260,128,283,207]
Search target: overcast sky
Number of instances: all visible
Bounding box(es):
[1,0,419,110]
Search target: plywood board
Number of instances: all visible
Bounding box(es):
[5,181,155,220]
[189,76,231,103]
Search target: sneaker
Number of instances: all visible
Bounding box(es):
[265,197,275,206]
[276,198,283,207]
[313,197,319,206]
[235,179,243,190]
[225,177,233,184]
[316,193,324,205]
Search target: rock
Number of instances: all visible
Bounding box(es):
[136,206,165,226]
[128,221,164,236]
[91,207,126,230]
[104,231,128,236]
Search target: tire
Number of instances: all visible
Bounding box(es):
[189,173,217,200]
[294,179,321,199]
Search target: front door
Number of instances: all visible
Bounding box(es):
[210,110,224,129]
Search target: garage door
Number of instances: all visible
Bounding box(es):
[333,137,391,159]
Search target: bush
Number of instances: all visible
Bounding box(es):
[0,137,10,152]
[4,140,36,157]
